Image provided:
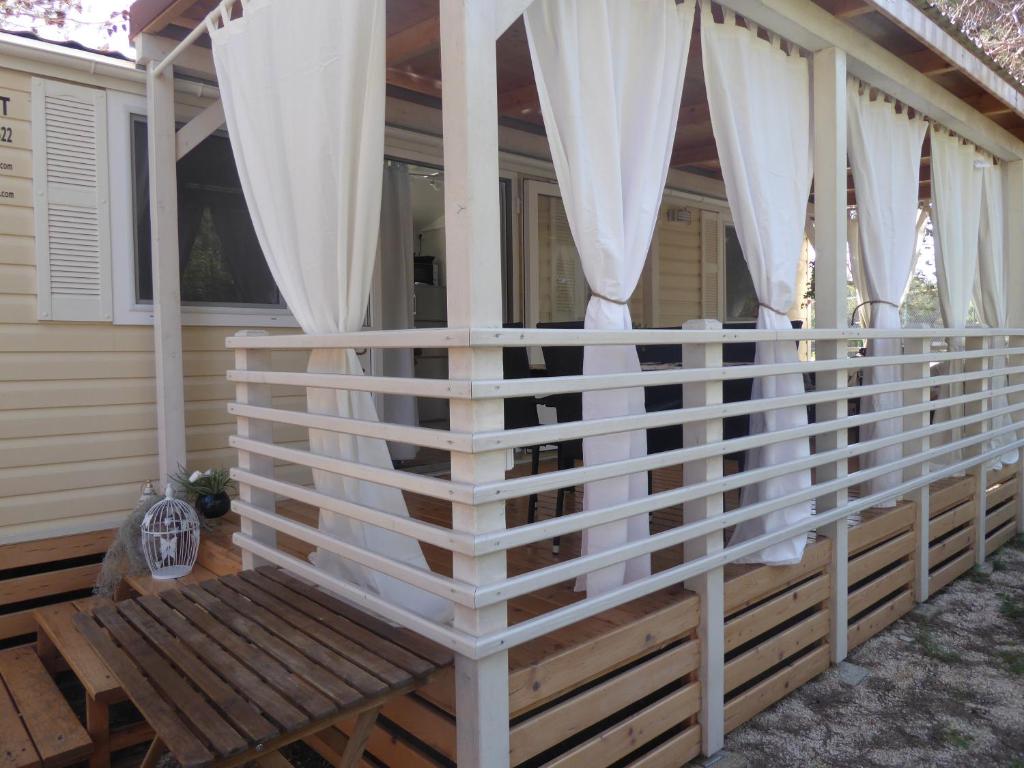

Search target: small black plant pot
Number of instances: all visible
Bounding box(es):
[195,491,231,520]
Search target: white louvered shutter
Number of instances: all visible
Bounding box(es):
[700,209,721,319]
[32,78,112,322]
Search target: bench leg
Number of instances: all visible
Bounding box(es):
[338,707,380,768]
[87,698,110,768]
[140,738,165,768]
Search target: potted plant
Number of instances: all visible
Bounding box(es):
[171,467,235,522]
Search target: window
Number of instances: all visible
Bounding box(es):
[130,117,283,309]
[723,223,758,322]
[525,180,590,326]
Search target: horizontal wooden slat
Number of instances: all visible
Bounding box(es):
[725,574,830,653]
[0,530,112,570]
[847,502,916,556]
[928,527,974,569]
[510,641,698,764]
[507,592,699,717]
[848,561,914,619]
[724,539,830,616]
[624,724,701,768]
[928,550,975,594]
[929,501,975,541]
[848,591,915,650]
[0,564,100,608]
[985,500,1017,533]
[724,645,830,734]
[543,682,700,768]
[848,530,915,585]
[724,611,828,693]
[930,476,975,516]
[0,607,37,642]
[985,520,1018,555]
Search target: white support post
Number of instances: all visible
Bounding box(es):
[681,319,724,757]
[964,334,989,564]
[147,62,188,488]
[812,47,849,664]
[902,334,932,602]
[233,331,277,570]
[1015,333,1024,533]
[1005,162,1024,534]
[440,2,509,766]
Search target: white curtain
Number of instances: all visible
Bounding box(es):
[702,6,813,564]
[931,127,983,469]
[525,0,694,596]
[847,84,927,503]
[211,0,450,622]
[974,163,1019,468]
[380,163,419,463]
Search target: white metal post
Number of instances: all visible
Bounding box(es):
[681,319,724,756]
[440,1,510,765]
[146,62,187,487]
[964,334,989,564]
[812,47,849,663]
[903,333,932,601]
[233,330,277,569]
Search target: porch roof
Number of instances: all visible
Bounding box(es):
[127,0,1024,205]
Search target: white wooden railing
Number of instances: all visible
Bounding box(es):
[226,323,1024,751]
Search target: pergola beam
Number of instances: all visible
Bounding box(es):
[717,0,1024,160]
[146,62,187,487]
[387,16,441,67]
[175,99,225,160]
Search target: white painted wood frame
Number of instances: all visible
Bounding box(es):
[812,47,850,664]
[964,334,989,564]
[902,333,933,601]
[146,61,187,486]
[681,318,725,755]
[440,0,511,765]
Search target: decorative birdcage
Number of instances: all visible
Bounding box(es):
[140,485,200,580]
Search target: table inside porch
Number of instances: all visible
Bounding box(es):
[72,566,452,768]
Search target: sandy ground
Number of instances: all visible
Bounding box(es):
[716,535,1024,768]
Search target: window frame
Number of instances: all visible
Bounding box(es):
[107,89,298,327]
[720,217,759,323]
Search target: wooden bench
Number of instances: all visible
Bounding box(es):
[0,646,92,768]
[35,597,153,768]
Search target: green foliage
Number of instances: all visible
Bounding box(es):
[915,627,960,663]
[998,592,1024,621]
[942,728,974,749]
[999,650,1024,676]
[171,466,235,500]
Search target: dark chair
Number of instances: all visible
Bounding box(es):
[537,321,585,554]
[501,329,542,523]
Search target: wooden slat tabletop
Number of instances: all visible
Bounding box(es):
[73,566,453,768]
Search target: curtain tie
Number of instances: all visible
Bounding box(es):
[591,289,629,306]
[758,301,789,316]
[850,299,899,326]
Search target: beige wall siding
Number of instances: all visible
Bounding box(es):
[0,66,309,543]
[653,203,705,327]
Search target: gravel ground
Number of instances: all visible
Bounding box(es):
[713,535,1024,768]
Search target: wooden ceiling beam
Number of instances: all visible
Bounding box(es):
[497,83,540,117]
[387,16,441,67]
[832,0,876,19]
[901,48,956,77]
[129,0,197,38]
[671,140,719,166]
